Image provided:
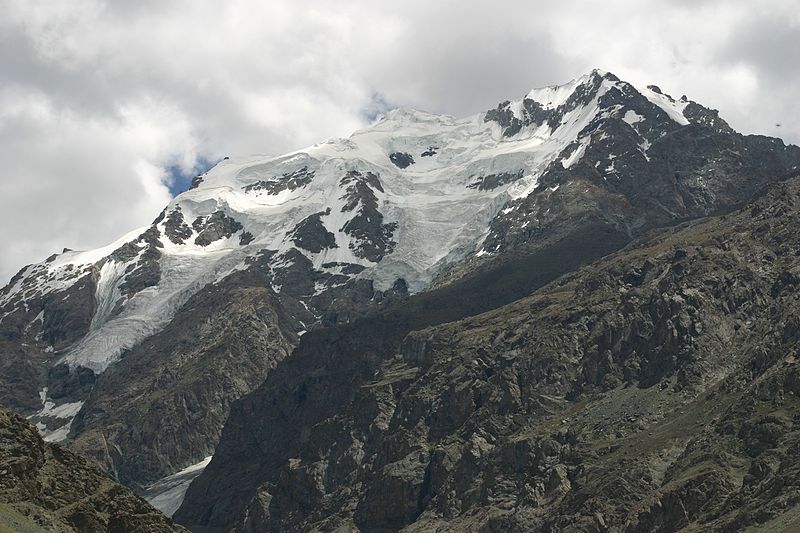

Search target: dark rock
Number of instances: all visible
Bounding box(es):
[321,262,367,275]
[118,246,161,297]
[194,211,244,246]
[0,405,186,532]
[289,210,337,253]
[468,81,800,277]
[389,152,415,169]
[104,226,165,299]
[163,207,193,244]
[41,274,99,349]
[47,364,96,402]
[338,170,396,262]
[69,263,298,488]
[485,71,610,137]
[242,166,315,195]
[467,170,524,190]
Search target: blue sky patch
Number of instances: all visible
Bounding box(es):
[166,157,219,196]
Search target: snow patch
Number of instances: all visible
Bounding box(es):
[28,388,84,442]
[638,86,689,126]
[562,140,589,169]
[143,456,213,517]
[622,110,644,125]
[526,72,595,110]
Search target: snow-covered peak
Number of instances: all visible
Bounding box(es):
[525,69,606,110]
[494,69,693,132]
[1,69,712,374]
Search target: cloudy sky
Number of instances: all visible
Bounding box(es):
[1,0,798,283]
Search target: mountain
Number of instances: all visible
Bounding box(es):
[0,404,186,532]
[177,174,800,531]
[0,69,798,517]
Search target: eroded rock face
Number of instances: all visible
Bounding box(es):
[389,152,415,169]
[110,226,164,300]
[432,73,800,289]
[47,363,95,403]
[339,170,397,262]
[262,248,409,330]
[242,165,315,195]
[0,263,99,413]
[289,209,337,253]
[179,176,800,532]
[0,405,186,532]
[193,211,244,246]
[470,115,800,272]
[188,174,204,190]
[163,207,193,245]
[68,265,299,488]
[466,170,524,191]
[174,198,637,529]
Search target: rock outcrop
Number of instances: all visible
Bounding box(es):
[0,404,186,532]
[68,264,299,488]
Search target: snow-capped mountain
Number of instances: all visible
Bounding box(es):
[1,70,798,511]
[1,70,767,373]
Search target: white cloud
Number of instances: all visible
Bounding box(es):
[0,0,798,283]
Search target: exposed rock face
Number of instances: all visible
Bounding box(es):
[0,262,99,413]
[421,147,437,157]
[389,152,415,169]
[46,363,95,403]
[241,165,315,195]
[466,170,524,191]
[193,211,244,246]
[163,207,193,245]
[69,265,299,488]
[109,225,164,301]
[262,248,409,330]
[179,176,800,532]
[476,72,800,259]
[0,405,186,532]
[289,209,337,253]
[339,170,397,262]
[175,211,637,529]
[188,174,205,190]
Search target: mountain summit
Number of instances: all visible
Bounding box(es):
[0,70,798,517]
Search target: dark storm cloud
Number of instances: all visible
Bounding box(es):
[0,0,797,283]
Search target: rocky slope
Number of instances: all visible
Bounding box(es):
[0,404,185,532]
[67,265,299,488]
[1,69,798,513]
[178,175,800,532]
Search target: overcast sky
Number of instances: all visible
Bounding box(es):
[1,0,798,283]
